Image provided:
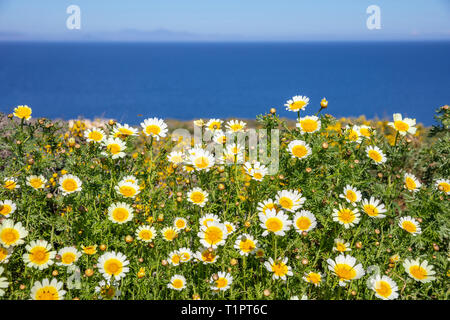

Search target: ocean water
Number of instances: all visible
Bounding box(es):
[0,42,449,126]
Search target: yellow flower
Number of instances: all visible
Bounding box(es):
[81,245,97,255]
[13,105,32,120]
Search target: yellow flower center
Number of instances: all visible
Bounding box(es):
[164,229,177,241]
[4,181,16,190]
[139,230,153,240]
[364,204,379,217]
[0,247,8,261]
[348,130,359,141]
[278,197,293,210]
[336,243,347,252]
[208,122,221,131]
[194,156,210,169]
[438,182,450,193]
[368,150,382,162]
[409,265,427,280]
[306,272,321,284]
[204,226,223,245]
[61,252,76,265]
[104,258,123,275]
[230,124,243,132]
[1,228,19,245]
[300,119,318,133]
[215,277,228,288]
[172,279,184,289]
[265,217,283,232]
[0,205,12,216]
[338,209,356,224]
[405,177,417,190]
[29,246,49,265]
[145,125,161,136]
[375,280,392,298]
[345,190,357,202]
[35,286,59,300]
[334,263,356,280]
[171,254,181,264]
[295,217,311,231]
[191,192,205,203]
[289,100,307,111]
[119,186,136,197]
[394,120,409,132]
[359,127,371,137]
[29,178,44,189]
[292,145,308,158]
[112,208,129,222]
[88,131,103,141]
[272,262,288,276]
[107,143,121,155]
[402,221,417,233]
[62,179,78,192]
[175,220,186,229]
[239,239,256,253]
[253,172,263,180]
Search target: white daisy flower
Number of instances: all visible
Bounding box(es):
[102,137,127,159]
[141,117,168,140]
[339,185,362,205]
[361,197,387,218]
[259,208,292,236]
[57,247,81,266]
[275,189,306,212]
[398,216,421,236]
[112,123,138,138]
[292,210,317,233]
[26,175,47,190]
[0,220,28,248]
[30,278,66,300]
[115,180,140,198]
[403,258,436,283]
[285,95,309,112]
[435,178,450,195]
[84,127,106,143]
[58,174,82,195]
[168,275,187,291]
[368,274,399,300]
[332,205,361,229]
[264,257,293,280]
[197,221,228,248]
[187,187,209,207]
[366,146,387,165]
[234,234,258,256]
[404,173,422,192]
[327,254,365,285]
[296,116,321,134]
[98,251,130,281]
[107,202,134,224]
[210,271,233,291]
[23,240,56,270]
[388,113,417,136]
[136,225,156,242]
[287,140,312,159]
[0,200,16,218]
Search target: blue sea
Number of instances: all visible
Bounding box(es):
[0,42,449,126]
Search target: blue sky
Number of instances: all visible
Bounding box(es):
[1,0,449,40]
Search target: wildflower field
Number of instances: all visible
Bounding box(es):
[0,99,449,300]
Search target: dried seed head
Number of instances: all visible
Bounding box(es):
[52,270,59,276]
[270,108,276,114]
[161,260,168,266]
[301,258,308,265]
[230,258,238,266]
[85,269,94,277]
[125,235,133,243]
[263,289,271,297]
[322,142,329,149]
